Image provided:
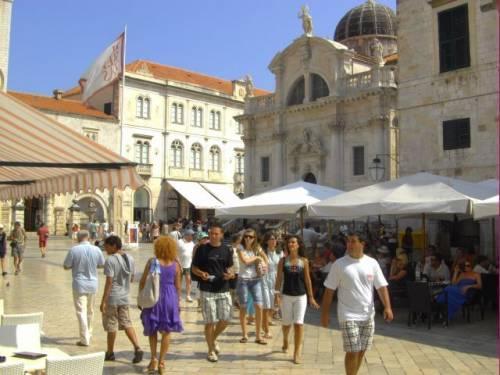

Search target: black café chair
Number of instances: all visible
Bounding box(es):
[462,287,485,323]
[481,273,498,310]
[407,281,446,329]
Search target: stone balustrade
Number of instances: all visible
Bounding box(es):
[339,66,398,94]
[245,94,275,114]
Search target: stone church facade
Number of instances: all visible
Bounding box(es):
[239,1,399,195]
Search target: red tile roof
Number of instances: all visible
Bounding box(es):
[8,91,116,120]
[63,60,270,98]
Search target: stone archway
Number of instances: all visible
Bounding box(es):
[303,172,317,184]
[134,187,152,223]
[76,196,106,229]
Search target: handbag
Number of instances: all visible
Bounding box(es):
[137,258,160,309]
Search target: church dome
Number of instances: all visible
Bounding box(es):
[334,0,397,42]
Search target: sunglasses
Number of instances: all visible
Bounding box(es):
[244,235,255,239]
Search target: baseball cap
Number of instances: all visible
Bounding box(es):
[197,231,209,241]
[184,229,195,236]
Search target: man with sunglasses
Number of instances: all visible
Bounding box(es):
[191,223,235,363]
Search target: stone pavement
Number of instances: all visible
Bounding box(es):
[0,238,497,374]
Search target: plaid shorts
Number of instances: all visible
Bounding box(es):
[200,291,232,324]
[102,305,132,332]
[340,319,375,352]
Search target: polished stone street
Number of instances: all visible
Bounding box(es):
[0,237,497,374]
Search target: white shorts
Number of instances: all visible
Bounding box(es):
[281,294,307,325]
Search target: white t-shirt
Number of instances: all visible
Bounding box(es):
[177,239,195,269]
[297,228,320,247]
[324,254,388,322]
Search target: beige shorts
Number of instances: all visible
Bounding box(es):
[102,305,132,332]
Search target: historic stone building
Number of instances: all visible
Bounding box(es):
[397,0,498,255]
[239,1,399,195]
[0,0,13,92]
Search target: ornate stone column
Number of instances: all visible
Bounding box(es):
[53,207,66,235]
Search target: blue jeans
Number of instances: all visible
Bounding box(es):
[237,278,263,307]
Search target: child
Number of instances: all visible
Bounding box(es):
[100,235,143,363]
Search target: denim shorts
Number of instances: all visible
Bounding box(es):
[237,278,263,307]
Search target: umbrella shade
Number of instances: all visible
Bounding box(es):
[0,91,143,200]
[474,195,499,220]
[215,181,343,219]
[309,173,494,219]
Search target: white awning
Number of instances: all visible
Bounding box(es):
[168,180,223,209]
[200,183,241,205]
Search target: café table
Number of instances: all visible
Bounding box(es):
[0,345,69,374]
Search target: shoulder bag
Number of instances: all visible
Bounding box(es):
[137,258,161,309]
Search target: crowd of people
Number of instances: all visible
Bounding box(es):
[1,217,496,375]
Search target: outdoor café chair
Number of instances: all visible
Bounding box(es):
[45,352,105,375]
[407,281,447,329]
[1,312,44,334]
[0,362,24,375]
[462,288,485,323]
[0,323,41,351]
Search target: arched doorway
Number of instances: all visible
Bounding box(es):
[24,198,42,231]
[303,172,317,184]
[76,197,105,229]
[134,187,152,223]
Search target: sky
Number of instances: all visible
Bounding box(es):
[8,0,396,95]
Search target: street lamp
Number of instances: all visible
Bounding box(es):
[369,156,385,182]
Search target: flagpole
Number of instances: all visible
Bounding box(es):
[120,25,127,156]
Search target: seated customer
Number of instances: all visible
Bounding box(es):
[473,256,493,274]
[388,256,409,286]
[423,254,450,282]
[436,261,482,319]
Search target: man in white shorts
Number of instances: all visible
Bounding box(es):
[321,232,393,375]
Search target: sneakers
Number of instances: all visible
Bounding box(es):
[207,351,218,362]
[132,348,143,364]
[75,341,89,347]
[104,352,115,361]
[186,295,193,302]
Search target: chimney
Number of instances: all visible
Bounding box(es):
[53,89,63,100]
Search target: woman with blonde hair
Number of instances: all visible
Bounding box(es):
[237,228,269,345]
[139,236,183,374]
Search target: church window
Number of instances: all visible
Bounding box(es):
[287,77,305,106]
[443,118,470,150]
[353,146,365,176]
[438,4,470,73]
[311,74,329,101]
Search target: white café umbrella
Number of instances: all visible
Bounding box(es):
[308,172,494,219]
[474,195,499,220]
[215,181,343,219]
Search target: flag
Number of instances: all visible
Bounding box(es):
[79,32,125,103]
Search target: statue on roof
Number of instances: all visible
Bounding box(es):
[298,5,313,36]
[370,38,385,66]
[244,75,254,98]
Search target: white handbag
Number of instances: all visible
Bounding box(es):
[137,258,160,309]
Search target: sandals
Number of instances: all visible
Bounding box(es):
[146,358,158,374]
[255,339,268,345]
[263,332,273,339]
[282,344,289,353]
[158,360,166,375]
[239,337,248,343]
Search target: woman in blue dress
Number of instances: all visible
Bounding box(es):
[139,236,183,374]
[436,260,482,319]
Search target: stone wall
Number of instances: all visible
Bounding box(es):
[0,0,13,91]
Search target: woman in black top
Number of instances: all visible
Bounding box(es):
[275,235,319,364]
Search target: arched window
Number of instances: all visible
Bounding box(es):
[136,97,144,118]
[287,76,305,106]
[311,73,329,101]
[143,98,151,118]
[209,110,215,129]
[209,146,221,171]
[170,140,184,168]
[135,140,150,164]
[235,152,244,174]
[190,143,202,169]
[303,172,317,184]
[191,106,203,127]
[136,96,151,118]
[171,103,184,124]
[215,111,221,130]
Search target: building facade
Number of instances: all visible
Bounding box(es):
[239,1,399,195]
[0,0,13,92]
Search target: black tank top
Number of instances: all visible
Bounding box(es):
[282,257,306,296]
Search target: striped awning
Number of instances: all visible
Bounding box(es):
[0,91,144,200]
